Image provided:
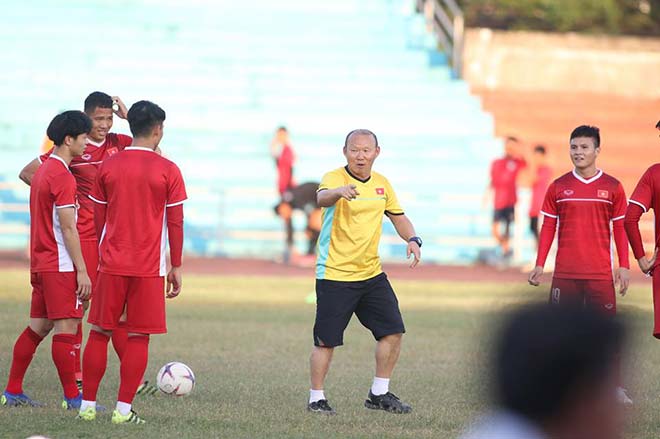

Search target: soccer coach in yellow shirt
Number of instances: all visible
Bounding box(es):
[307,129,422,415]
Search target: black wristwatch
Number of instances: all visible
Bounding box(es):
[408,236,422,248]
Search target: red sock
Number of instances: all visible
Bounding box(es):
[112,328,129,360]
[5,327,44,394]
[74,321,83,381]
[81,330,110,401]
[52,334,79,399]
[117,335,149,404]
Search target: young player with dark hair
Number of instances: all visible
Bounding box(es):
[528,125,631,404]
[78,100,186,424]
[2,111,93,409]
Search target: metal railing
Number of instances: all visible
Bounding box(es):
[416,0,464,78]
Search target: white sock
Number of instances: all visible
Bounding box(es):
[309,389,325,404]
[80,400,96,411]
[116,401,132,416]
[371,377,390,396]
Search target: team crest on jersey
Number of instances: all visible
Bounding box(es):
[563,189,574,196]
[597,190,609,199]
[375,188,384,195]
[81,153,92,161]
[107,147,118,156]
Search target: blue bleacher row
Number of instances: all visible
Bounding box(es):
[0,0,508,263]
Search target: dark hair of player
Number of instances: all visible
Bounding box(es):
[277,126,288,132]
[534,144,546,154]
[46,110,92,147]
[127,100,166,138]
[344,129,379,148]
[493,304,624,425]
[655,120,659,130]
[84,91,113,114]
[570,125,600,148]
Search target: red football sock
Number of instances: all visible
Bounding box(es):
[117,335,150,404]
[112,328,129,360]
[5,327,44,394]
[74,321,83,381]
[52,333,79,399]
[82,330,110,401]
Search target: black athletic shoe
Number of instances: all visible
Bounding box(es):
[364,391,412,414]
[307,399,336,415]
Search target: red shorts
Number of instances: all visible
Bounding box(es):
[30,272,84,320]
[88,272,166,334]
[80,239,99,288]
[549,277,616,316]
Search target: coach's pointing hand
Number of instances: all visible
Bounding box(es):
[338,184,360,201]
[166,266,182,298]
[615,267,630,296]
[528,266,544,286]
[76,270,92,301]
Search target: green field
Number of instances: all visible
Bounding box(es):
[1,268,659,438]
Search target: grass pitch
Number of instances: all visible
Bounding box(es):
[0,268,659,438]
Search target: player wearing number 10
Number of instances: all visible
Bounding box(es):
[308,129,422,415]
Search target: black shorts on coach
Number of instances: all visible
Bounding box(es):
[313,272,405,347]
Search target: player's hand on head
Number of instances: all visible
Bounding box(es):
[76,271,92,301]
[615,267,630,296]
[111,96,128,119]
[407,241,420,268]
[166,266,182,298]
[339,184,359,201]
[527,266,543,286]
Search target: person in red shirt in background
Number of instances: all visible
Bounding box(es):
[487,136,526,261]
[528,145,553,248]
[1,111,92,408]
[270,126,297,262]
[528,125,631,405]
[78,100,186,424]
[624,120,660,338]
[18,92,157,395]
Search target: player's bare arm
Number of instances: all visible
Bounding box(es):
[528,266,544,286]
[166,266,182,298]
[614,267,630,296]
[57,206,92,301]
[111,96,129,119]
[317,184,360,207]
[18,158,40,186]
[387,213,421,268]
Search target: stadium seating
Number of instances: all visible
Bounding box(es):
[0,0,502,263]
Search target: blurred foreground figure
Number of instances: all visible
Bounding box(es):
[460,304,626,439]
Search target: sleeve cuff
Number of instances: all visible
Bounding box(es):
[88,195,107,205]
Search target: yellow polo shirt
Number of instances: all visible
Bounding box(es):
[316,166,404,281]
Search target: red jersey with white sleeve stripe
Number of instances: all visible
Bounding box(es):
[39,133,132,241]
[89,147,187,277]
[538,170,628,280]
[627,163,660,259]
[30,155,78,273]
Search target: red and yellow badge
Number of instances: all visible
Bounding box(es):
[375,188,384,195]
[107,147,119,157]
[597,190,609,199]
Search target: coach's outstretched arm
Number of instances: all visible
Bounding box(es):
[387,213,421,268]
[316,184,360,207]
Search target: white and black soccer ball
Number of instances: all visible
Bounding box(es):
[156,362,195,396]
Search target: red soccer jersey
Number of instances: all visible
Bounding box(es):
[276,143,295,195]
[529,164,552,217]
[541,170,627,280]
[629,163,660,253]
[490,157,526,210]
[40,133,132,241]
[30,155,77,273]
[90,147,187,277]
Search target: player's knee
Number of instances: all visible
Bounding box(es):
[53,318,81,335]
[30,318,54,338]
